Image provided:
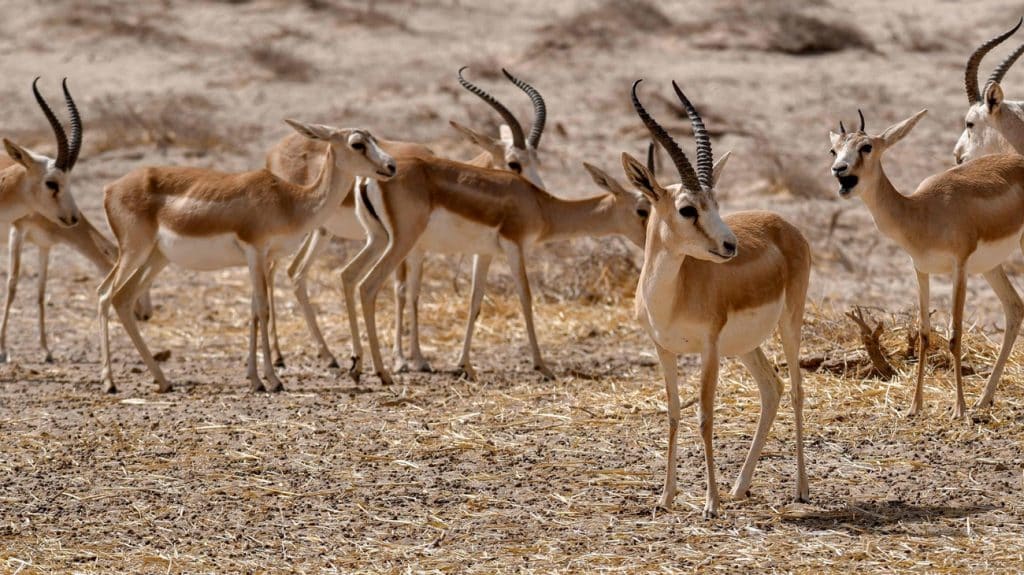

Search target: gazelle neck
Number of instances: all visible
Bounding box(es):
[72,216,118,274]
[0,166,34,224]
[297,145,344,228]
[856,164,913,245]
[536,193,618,243]
[637,222,685,326]
[996,102,1024,154]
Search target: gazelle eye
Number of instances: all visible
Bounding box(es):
[508,161,522,173]
[351,142,366,151]
[45,181,59,195]
[636,208,649,218]
[678,205,698,220]
[966,122,975,129]
[829,149,836,157]
[859,144,873,154]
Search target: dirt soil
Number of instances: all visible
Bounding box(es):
[2,0,1024,573]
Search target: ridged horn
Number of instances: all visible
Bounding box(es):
[671,81,713,188]
[988,41,1024,87]
[502,68,546,149]
[965,18,1022,104]
[32,77,70,171]
[62,78,82,170]
[630,79,701,192]
[839,120,846,134]
[858,109,866,133]
[457,66,526,150]
[646,140,656,173]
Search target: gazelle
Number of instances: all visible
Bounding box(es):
[955,18,1024,164]
[266,67,550,375]
[97,120,395,394]
[1,212,154,363]
[831,109,1024,418]
[622,80,809,517]
[346,119,649,385]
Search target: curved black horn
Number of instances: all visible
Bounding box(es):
[839,120,847,134]
[502,68,546,149]
[672,81,713,188]
[857,109,866,132]
[62,78,82,170]
[32,77,69,171]
[988,41,1024,87]
[630,80,701,192]
[965,17,1022,104]
[457,66,525,149]
[646,141,656,173]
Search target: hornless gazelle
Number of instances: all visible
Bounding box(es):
[955,18,1024,164]
[623,80,810,518]
[97,120,395,394]
[831,109,1024,418]
[265,67,549,376]
[346,119,649,386]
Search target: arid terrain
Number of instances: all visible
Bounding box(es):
[2,0,1024,573]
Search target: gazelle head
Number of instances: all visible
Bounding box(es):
[954,18,1024,164]
[284,120,396,181]
[829,109,928,198]
[581,158,651,248]
[621,80,736,262]
[4,78,83,228]
[451,67,546,187]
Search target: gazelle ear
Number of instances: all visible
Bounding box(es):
[880,109,927,149]
[449,120,501,151]
[285,119,335,141]
[582,162,627,196]
[621,152,662,202]
[829,131,842,147]
[985,82,1005,113]
[711,150,731,186]
[498,124,515,146]
[3,139,31,168]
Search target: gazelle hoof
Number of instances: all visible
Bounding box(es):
[103,381,117,394]
[155,382,173,394]
[535,364,556,380]
[327,357,340,370]
[250,379,266,393]
[455,365,477,381]
[43,353,54,364]
[274,356,286,368]
[0,351,8,364]
[377,371,394,386]
[702,508,719,520]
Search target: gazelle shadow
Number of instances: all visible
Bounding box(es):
[784,500,996,534]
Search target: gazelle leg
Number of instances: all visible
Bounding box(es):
[780,306,809,502]
[36,246,52,363]
[267,261,285,368]
[978,266,1023,409]
[698,340,721,519]
[111,251,170,393]
[244,244,283,392]
[288,229,339,369]
[404,250,431,372]
[359,232,422,386]
[655,344,680,510]
[950,262,968,420]
[910,270,930,416]
[98,238,156,393]
[0,225,24,363]
[340,226,389,381]
[502,241,554,380]
[392,259,408,371]
[732,347,781,500]
[456,254,492,381]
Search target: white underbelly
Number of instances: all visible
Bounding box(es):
[914,230,1023,275]
[652,298,784,357]
[417,208,502,255]
[157,230,245,271]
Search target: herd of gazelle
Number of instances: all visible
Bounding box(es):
[3,21,1024,517]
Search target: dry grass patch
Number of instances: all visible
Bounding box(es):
[527,0,672,58]
[246,43,316,82]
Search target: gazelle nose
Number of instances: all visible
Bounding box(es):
[387,163,396,176]
[831,163,849,176]
[722,241,737,256]
[954,153,964,165]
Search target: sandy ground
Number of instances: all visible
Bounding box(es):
[2,0,1024,572]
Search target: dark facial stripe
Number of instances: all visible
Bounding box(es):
[359,180,380,222]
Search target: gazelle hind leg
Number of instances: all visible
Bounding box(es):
[731,346,782,500]
[910,271,930,416]
[0,224,24,363]
[267,261,285,368]
[287,229,339,369]
[339,220,389,380]
[977,266,1023,409]
[456,254,492,381]
[36,246,52,363]
[950,262,968,420]
[244,244,283,392]
[111,251,170,393]
[502,241,554,380]
[392,259,408,371]
[98,237,156,393]
[404,250,431,372]
[780,306,808,502]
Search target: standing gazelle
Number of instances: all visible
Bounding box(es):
[831,109,1024,418]
[98,120,395,394]
[623,80,810,517]
[955,18,1024,164]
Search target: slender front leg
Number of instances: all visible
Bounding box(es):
[36,246,52,363]
[404,250,431,372]
[732,347,781,500]
[655,344,680,510]
[502,242,554,380]
[340,229,389,381]
[267,261,285,368]
[456,254,492,381]
[111,252,170,393]
[698,340,721,518]
[392,259,408,370]
[950,261,968,420]
[910,270,930,416]
[780,306,808,502]
[0,225,24,363]
[244,245,283,392]
[359,236,421,386]
[978,266,1023,409]
[288,229,339,369]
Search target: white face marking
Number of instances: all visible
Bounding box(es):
[953,103,1016,164]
